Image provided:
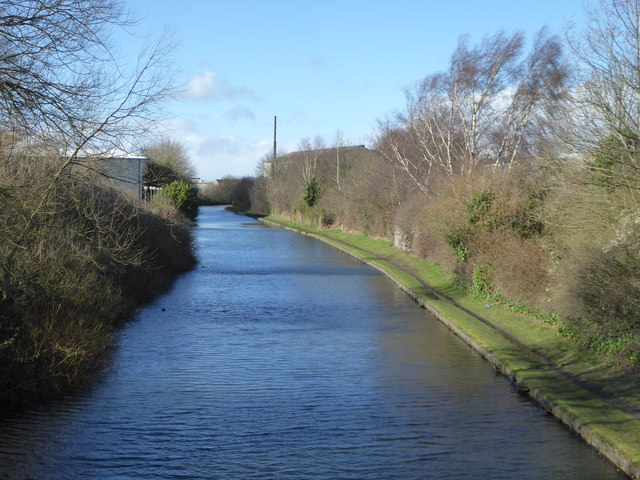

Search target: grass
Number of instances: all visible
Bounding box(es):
[263,214,640,479]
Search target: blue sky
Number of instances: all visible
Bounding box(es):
[127,0,589,180]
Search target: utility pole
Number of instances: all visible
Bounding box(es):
[273,115,277,160]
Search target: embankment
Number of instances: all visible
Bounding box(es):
[0,181,196,408]
[261,214,640,479]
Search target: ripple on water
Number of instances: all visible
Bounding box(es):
[0,207,627,480]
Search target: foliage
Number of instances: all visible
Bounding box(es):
[159,180,199,222]
[0,167,195,407]
[505,299,557,325]
[303,176,321,208]
[444,229,471,263]
[472,262,494,298]
[510,195,545,237]
[467,189,496,226]
[591,130,640,189]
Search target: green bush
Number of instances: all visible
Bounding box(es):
[303,177,321,208]
[472,262,494,298]
[466,189,496,226]
[444,228,471,262]
[160,180,199,222]
[510,196,545,237]
[592,130,639,188]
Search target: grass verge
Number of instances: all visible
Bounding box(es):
[262,214,640,479]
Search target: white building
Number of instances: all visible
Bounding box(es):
[75,149,148,199]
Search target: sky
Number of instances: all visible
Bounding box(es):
[125,0,590,181]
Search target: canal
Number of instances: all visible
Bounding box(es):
[0,206,626,479]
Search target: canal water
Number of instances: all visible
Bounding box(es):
[0,206,626,479]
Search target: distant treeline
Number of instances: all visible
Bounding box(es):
[242,0,640,366]
[200,177,256,211]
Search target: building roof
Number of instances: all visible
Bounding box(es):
[72,148,147,160]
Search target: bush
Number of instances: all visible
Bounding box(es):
[472,261,494,298]
[467,189,496,226]
[320,209,336,228]
[444,228,472,262]
[481,232,550,307]
[160,180,199,222]
[230,177,255,211]
[303,177,321,208]
[0,168,195,407]
[574,216,640,333]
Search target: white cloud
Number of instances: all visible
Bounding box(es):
[224,105,256,122]
[181,71,258,102]
[154,117,269,180]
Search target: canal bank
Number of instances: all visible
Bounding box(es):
[1,206,628,479]
[260,214,640,479]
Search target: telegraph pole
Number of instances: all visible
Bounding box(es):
[273,115,277,160]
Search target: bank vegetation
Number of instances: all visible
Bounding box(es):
[245,0,640,371]
[0,1,196,406]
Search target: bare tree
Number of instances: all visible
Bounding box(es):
[261,149,299,214]
[143,139,196,186]
[0,1,175,147]
[449,31,524,168]
[297,136,326,185]
[379,29,568,195]
[333,130,346,191]
[0,0,127,134]
[0,0,177,302]
[376,119,437,196]
[493,28,569,169]
[566,0,640,193]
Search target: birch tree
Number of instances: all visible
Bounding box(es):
[378,29,568,195]
[568,0,640,193]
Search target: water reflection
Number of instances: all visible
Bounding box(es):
[0,206,626,479]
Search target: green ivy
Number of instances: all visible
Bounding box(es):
[444,230,471,262]
[472,262,494,298]
[466,189,496,226]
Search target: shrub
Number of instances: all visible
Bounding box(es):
[321,209,336,228]
[303,177,321,208]
[467,189,496,226]
[160,180,199,221]
[230,177,255,211]
[472,261,494,298]
[444,228,472,262]
[0,168,195,407]
[471,230,551,307]
[574,217,640,333]
[510,195,545,237]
